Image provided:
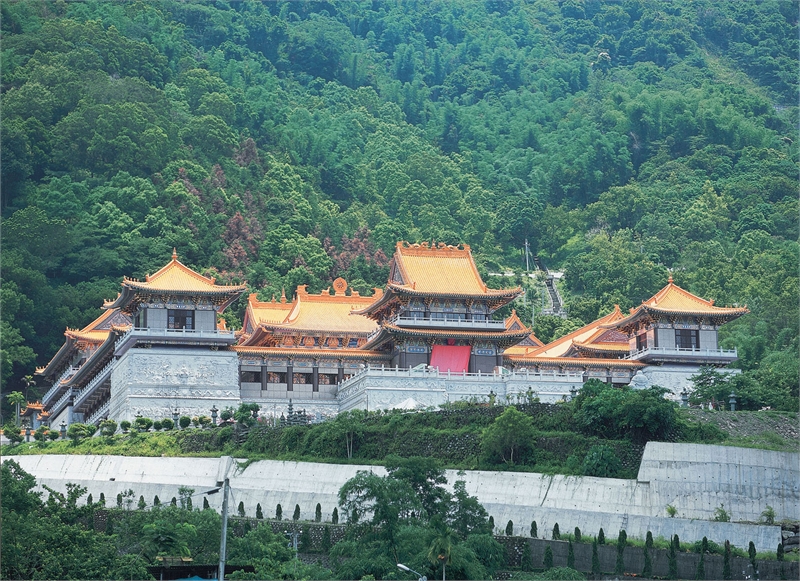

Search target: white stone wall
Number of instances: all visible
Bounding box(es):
[12,442,795,552]
[642,364,741,398]
[108,347,240,422]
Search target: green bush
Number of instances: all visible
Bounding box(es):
[179,416,191,429]
[161,418,174,430]
[581,444,622,477]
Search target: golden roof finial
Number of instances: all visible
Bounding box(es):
[280,287,287,303]
[172,248,178,261]
[668,273,673,283]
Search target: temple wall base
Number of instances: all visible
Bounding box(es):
[108,347,240,423]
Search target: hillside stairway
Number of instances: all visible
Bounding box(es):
[535,257,568,318]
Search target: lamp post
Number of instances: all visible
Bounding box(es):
[285,529,301,578]
[729,392,737,412]
[210,405,218,426]
[397,563,427,581]
[681,389,689,408]
[173,409,180,429]
[569,386,577,401]
[210,478,229,581]
[60,420,67,439]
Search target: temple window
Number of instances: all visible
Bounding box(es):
[267,372,286,384]
[675,329,699,349]
[430,312,446,321]
[168,309,194,330]
[134,309,147,328]
[636,333,648,351]
[240,370,262,383]
[293,373,309,385]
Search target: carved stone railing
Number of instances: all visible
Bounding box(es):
[626,346,738,361]
[42,366,80,404]
[86,400,110,426]
[73,360,114,409]
[49,388,74,419]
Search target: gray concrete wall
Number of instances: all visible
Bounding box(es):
[9,442,795,552]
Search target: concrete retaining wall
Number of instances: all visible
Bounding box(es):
[9,441,796,552]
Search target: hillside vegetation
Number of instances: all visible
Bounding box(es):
[1,0,797,415]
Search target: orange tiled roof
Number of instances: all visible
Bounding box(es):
[520,305,627,359]
[390,242,519,297]
[122,249,246,294]
[63,308,130,344]
[277,281,380,334]
[504,354,645,369]
[605,277,749,329]
[244,292,294,328]
[503,310,542,354]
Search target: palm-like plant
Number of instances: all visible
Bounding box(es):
[7,391,26,427]
[427,517,455,581]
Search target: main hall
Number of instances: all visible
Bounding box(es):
[36,242,747,427]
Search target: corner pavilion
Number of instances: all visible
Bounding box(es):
[37,245,748,425]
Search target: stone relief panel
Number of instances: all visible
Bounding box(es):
[114,350,238,389]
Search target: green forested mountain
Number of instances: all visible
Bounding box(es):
[1,0,797,411]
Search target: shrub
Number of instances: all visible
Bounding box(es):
[331,507,338,524]
[748,541,757,568]
[120,420,131,433]
[171,497,177,506]
[713,504,730,522]
[646,531,653,549]
[696,552,705,579]
[99,419,117,437]
[256,503,263,519]
[615,530,627,574]
[506,520,513,536]
[67,423,93,444]
[238,501,245,517]
[543,545,553,570]
[321,525,332,552]
[489,515,494,530]
[293,504,300,521]
[666,504,678,517]
[220,407,234,422]
[521,541,532,571]
[761,505,775,525]
[47,429,60,441]
[179,416,191,429]
[153,495,160,506]
[33,426,49,441]
[161,418,174,430]
[203,497,210,510]
[673,534,680,552]
[777,543,784,561]
[191,417,200,428]
[99,492,105,506]
[552,522,560,540]
[299,527,312,552]
[723,540,731,579]
[199,415,212,427]
[574,527,581,542]
[581,444,622,477]
[134,417,153,432]
[87,493,93,505]
[568,540,575,568]
[315,503,322,522]
[138,495,146,510]
[276,504,282,520]
[668,541,678,579]
[530,520,537,538]
[116,493,123,508]
[3,424,23,444]
[598,528,605,544]
[152,420,162,431]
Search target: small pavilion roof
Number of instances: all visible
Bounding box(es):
[503,310,542,354]
[518,305,628,359]
[602,276,749,331]
[104,249,246,312]
[242,291,294,333]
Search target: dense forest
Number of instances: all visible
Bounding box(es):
[1,0,797,413]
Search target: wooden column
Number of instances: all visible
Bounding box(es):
[286,363,293,392]
[337,364,344,384]
[312,365,319,392]
[261,364,268,392]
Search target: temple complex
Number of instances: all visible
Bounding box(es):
[37,245,748,427]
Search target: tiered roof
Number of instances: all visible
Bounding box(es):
[237,278,380,349]
[604,276,749,334]
[104,249,246,313]
[503,310,543,352]
[504,305,644,369]
[356,242,522,320]
[36,308,131,380]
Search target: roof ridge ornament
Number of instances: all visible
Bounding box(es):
[172,248,178,261]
